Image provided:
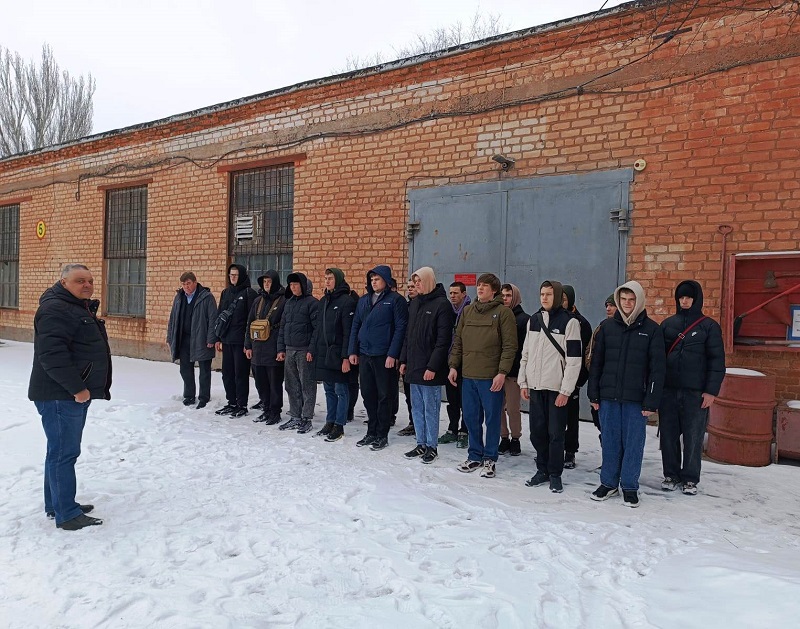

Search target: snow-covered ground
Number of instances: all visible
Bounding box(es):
[2,339,800,629]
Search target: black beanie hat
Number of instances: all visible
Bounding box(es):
[605,294,615,306]
[676,283,696,300]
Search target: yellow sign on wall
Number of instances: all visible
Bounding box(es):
[36,220,46,239]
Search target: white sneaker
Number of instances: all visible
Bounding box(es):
[457,459,482,473]
[480,460,496,478]
[661,477,680,491]
[682,482,698,495]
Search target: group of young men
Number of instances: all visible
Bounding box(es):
[166,264,726,508]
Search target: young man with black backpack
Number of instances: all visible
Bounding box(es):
[518,281,583,493]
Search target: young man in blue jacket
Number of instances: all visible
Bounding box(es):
[348,265,408,451]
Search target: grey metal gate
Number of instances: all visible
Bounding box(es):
[408,169,633,417]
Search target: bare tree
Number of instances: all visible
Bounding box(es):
[0,44,95,158]
[341,10,509,72]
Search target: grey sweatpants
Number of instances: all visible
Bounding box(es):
[284,349,317,420]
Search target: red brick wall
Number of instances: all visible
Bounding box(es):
[1,1,799,397]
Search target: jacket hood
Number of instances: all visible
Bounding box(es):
[506,283,522,309]
[562,284,576,310]
[540,280,564,313]
[258,270,284,296]
[674,280,704,315]
[452,293,471,315]
[286,271,313,297]
[615,280,647,326]
[418,282,447,303]
[412,266,436,295]
[473,293,505,313]
[40,282,99,312]
[366,265,394,295]
[227,264,251,291]
[325,267,346,292]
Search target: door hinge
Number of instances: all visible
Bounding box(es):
[609,208,629,232]
[407,221,421,240]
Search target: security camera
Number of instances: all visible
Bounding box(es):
[492,154,515,170]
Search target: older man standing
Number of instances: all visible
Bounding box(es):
[28,264,111,531]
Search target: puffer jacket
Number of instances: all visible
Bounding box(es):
[28,282,112,401]
[660,280,725,395]
[448,295,517,380]
[217,263,258,345]
[311,277,357,383]
[277,271,318,352]
[348,265,408,358]
[399,283,454,386]
[518,306,583,396]
[245,271,285,367]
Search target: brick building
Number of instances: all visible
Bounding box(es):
[1,0,799,398]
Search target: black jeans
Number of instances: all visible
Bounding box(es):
[178,340,211,402]
[565,389,581,454]
[348,374,359,421]
[659,388,708,484]
[528,389,569,477]
[253,364,284,414]
[445,374,467,434]
[221,343,251,407]
[360,354,393,439]
[390,366,400,419]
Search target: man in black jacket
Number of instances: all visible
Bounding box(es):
[562,285,593,469]
[166,271,217,408]
[215,264,258,417]
[588,281,665,507]
[499,283,527,457]
[28,264,111,531]
[659,280,725,495]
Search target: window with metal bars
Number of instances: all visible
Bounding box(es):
[0,204,19,308]
[230,164,293,285]
[104,186,147,316]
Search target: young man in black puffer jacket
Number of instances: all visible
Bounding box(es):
[588,280,665,508]
[659,280,725,496]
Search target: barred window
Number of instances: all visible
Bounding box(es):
[0,204,19,308]
[230,164,293,285]
[104,186,147,316]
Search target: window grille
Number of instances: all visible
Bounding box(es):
[104,186,147,316]
[230,164,293,284]
[0,204,19,308]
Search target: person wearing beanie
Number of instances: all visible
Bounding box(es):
[277,271,319,434]
[449,273,518,479]
[659,280,725,495]
[499,283,528,457]
[348,265,409,451]
[586,291,619,437]
[245,270,286,423]
[310,268,358,442]
[605,294,617,317]
[519,281,584,493]
[588,280,666,507]
[399,267,454,464]
[560,285,594,470]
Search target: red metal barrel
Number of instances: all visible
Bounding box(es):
[705,368,776,467]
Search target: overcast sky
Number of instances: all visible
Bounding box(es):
[1,0,627,135]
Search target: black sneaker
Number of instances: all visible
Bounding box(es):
[397,423,416,437]
[251,400,264,410]
[591,485,619,501]
[57,513,103,530]
[404,444,426,458]
[47,504,94,520]
[264,412,282,426]
[564,452,576,469]
[253,412,268,423]
[525,471,549,487]
[421,447,438,464]
[549,475,563,493]
[183,397,196,406]
[316,422,334,437]
[622,490,640,507]
[325,424,344,442]
[498,437,511,455]
[356,434,377,448]
[215,404,236,416]
[196,399,208,409]
[509,438,521,456]
[370,437,389,451]
[296,420,314,434]
[279,418,300,431]
[230,406,248,418]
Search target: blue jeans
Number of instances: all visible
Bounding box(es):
[35,400,90,525]
[410,384,442,448]
[461,378,504,462]
[323,381,350,426]
[599,401,648,491]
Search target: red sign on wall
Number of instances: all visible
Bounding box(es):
[454,273,477,286]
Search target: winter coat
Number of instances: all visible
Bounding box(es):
[311,282,357,383]
[166,284,217,362]
[277,272,319,352]
[587,282,666,411]
[216,263,258,346]
[28,282,112,401]
[571,307,593,389]
[508,304,529,378]
[348,265,408,358]
[448,295,518,380]
[518,306,583,396]
[399,283,454,386]
[245,271,285,367]
[660,280,725,395]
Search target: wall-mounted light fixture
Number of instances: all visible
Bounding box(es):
[492,154,515,171]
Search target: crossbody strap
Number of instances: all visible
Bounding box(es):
[537,312,565,359]
[668,316,707,355]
